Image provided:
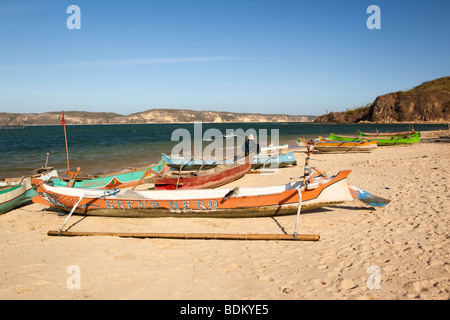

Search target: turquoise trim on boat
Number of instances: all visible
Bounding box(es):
[0,188,35,214]
[51,161,165,188]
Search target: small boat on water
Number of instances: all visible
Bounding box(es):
[224,133,238,139]
[297,137,377,153]
[51,161,166,189]
[154,161,251,190]
[328,133,421,146]
[31,167,390,218]
[1,169,58,214]
[161,152,297,171]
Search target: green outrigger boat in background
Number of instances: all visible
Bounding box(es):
[328,132,421,146]
[358,130,421,138]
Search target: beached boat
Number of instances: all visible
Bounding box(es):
[260,144,289,153]
[250,152,297,169]
[161,153,218,171]
[31,168,390,218]
[327,138,375,152]
[328,133,420,146]
[297,137,377,153]
[1,169,58,214]
[161,152,297,171]
[358,130,421,137]
[154,161,251,190]
[51,161,166,189]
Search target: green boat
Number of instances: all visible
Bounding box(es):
[358,130,421,138]
[51,160,166,189]
[328,133,421,146]
[1,170,58,214]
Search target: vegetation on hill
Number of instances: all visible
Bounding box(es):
[315,76,450,123]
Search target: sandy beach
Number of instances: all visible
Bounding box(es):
[0,130,449,300]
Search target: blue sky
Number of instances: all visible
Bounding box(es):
[0,0,449,116]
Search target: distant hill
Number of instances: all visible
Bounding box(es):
[314,76,450,123]
[0,109,316,125]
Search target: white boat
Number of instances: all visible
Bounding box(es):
[1,169,58,214]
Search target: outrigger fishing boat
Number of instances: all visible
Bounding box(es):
[1,169,58,214]
[31,165,389,218]
[51,161,166,189]
[328,132,420,146]
[358,130,420,137]
[161,152,297,171]
[297,137,377,153]
[154,161,251,190]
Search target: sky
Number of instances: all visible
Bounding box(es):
[0,0,449,116]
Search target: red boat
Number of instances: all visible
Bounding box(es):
[154,161,251,190]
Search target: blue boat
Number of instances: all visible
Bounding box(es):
[250,152,297,169]
[161,152,297,170]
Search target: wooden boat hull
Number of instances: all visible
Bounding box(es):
[154,162,251,190]
[32,169,364,218]
[161,152,297,171]
[250,152,297,169]
[1,179,34,214]
[298,138,377,152]
[359,131,421,137]
[328,133,420,146]
[161,153,217,171]
[1,170,58,214]
[51,161,166,189]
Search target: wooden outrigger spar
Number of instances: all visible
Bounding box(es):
[47,230,320,241]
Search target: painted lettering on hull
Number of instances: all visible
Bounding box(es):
[105,199,218,212]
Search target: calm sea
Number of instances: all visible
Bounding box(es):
[1,122,447,178]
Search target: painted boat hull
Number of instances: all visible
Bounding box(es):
[1,179,34,214]
[161,152,297,171]
[32,169,362,218]
[1,170,58,214]
[328,133,420,146]
[298,138,377,152]
[154,162,251,190]
[250,152,297,169]
[359,131,421,137]
[51,161,166,189]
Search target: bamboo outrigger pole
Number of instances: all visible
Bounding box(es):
[47,230,320,241]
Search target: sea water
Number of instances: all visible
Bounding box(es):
[0,122,446,178]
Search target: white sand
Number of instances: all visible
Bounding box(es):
[0,130,449,300]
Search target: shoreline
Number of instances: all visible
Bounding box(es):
[0,131,449,300]
[1,120,450,126]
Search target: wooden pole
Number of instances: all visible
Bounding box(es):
[131,168,161,190]
[47,230,320,241]
[61,111,70,173]
[63,122,70,172]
